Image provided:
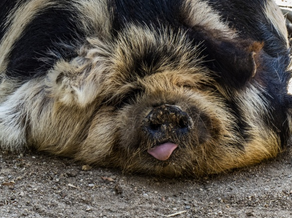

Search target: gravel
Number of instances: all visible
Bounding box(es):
[1,147,292,217]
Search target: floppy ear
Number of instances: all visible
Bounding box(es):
[201,35,263,88]
[45,58,105,108]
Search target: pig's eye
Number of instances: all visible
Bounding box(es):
[176,81,212,91]
[102,87,145,109]
[181,84,194,89]
[118,88,144,107]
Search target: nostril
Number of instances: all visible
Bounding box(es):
[149,123,161,131]
[179,118,188,129]
[178,114,190,129]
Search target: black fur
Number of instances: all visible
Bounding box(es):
[1,1,84,80]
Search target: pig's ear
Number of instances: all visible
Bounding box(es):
[45,59,104,108]
[202,37,263,89]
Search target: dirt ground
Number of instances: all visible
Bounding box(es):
[0,147,292,218]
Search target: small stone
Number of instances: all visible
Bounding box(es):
[82,165,92,171]
[86,206,92,212]
[246,212,254,216]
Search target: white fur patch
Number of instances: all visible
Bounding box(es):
[72,0,112,38]
[0,82,32,151]
[184,0,237,39]
[288,76,292,95]
[265,0,289,47]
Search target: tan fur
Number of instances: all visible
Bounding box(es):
[218,84,281,172]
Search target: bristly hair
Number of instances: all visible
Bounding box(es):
[0,0,291,176]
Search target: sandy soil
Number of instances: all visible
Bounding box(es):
[1,146,292,218]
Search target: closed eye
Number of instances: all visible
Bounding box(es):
[102,87,145,109]
[118,88,143,106]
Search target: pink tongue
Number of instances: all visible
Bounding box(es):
[148,143,178,161]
